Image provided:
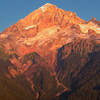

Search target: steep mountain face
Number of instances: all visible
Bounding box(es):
[0,3,100,100]
[1,3,86,67]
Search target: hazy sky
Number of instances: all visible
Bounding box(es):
[0,0,100,32]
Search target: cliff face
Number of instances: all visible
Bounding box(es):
[0,3,100,100]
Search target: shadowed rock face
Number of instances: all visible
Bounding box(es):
[0,3,100,100]
[56,38,94,82]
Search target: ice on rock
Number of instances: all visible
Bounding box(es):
[25,25,36,30]
[40,3,54,12]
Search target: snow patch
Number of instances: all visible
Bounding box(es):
[41,3,54,8]
[45,3,54,6]
[79,24,86,29]
[79,24,100,34]
[40,3,54,12]
[97,28,100,30]
[40,6,46,12]
[0,34,8,38]
[25,25,36,30]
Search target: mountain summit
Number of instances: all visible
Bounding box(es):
[1,4,100,64]
[0,4,100,100]
[1,3,100,61]
[2,3,85,34]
